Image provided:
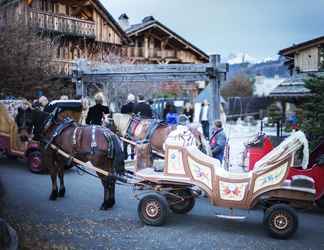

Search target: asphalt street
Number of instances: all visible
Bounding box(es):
[0,158,324,250]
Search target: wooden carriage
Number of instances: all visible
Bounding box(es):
[133,130,315,239]
[0,100,30,156]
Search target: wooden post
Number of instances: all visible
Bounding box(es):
[210,54,221,122]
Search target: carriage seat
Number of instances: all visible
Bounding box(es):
[185,146,252,180]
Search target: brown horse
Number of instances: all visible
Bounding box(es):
[110,113,211,156]
[16,107,124,210]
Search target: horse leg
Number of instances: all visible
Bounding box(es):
[100,175,116,210]
[58,164,65,198]
[49,160,59,201]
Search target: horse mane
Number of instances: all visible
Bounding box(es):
[31,109,50,138]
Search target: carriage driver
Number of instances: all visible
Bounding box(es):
[210,120,227,163]
[86,93,110,126]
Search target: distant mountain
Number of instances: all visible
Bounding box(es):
[226,55,289,79]
[226,53,260,64]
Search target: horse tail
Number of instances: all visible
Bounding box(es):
[110,134,125,175]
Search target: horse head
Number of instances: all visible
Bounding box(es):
[15,106,34,142]
[16,107,55,142]
[111,113,131,137]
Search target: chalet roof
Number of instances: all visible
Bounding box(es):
[270,72,324,98]
[87,0,129,44]
[194,83,226,104]
[125,16,209,62]
[269,75,311,97]
[279,36,324,57]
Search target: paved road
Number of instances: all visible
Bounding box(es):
[0,158,324,250]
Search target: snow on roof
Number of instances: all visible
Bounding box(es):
[254,76,286,97]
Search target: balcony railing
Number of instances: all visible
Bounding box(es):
[52,59,75,76]
[28,10,96,38]
[127,47,177,59]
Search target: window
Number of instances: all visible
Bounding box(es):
[319,45,324,70]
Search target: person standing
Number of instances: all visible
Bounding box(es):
[133,95,153,119]
[121,94,136,159]
[38,96,49,112]
[200,100,210,139]
[121,94,135,114]
[86,93,109,126]
[210,120,227,163]
[183,102,194,123]
[165,104,178,125]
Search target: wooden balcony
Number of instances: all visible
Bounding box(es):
[28,10,96,38]
[127,47,177,59]
[52,59,75,76]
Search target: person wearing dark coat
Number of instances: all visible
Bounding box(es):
[183,102,194,123]
[133,95,153,119]
[121,94,135,114]
[86,93,109,126]
[210,120,227,163]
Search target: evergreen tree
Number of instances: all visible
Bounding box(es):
[301,76,324,150]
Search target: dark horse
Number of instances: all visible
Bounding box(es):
[16,107,124,210]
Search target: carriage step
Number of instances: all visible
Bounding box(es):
[215,214,246,220]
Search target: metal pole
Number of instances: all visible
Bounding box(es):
[210,54,221,122]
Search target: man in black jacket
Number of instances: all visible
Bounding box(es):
[86,93,109,125]
[121,94,135,114]
[133,95,153,119]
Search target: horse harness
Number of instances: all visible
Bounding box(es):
[126,116,166,143]
[41,113,115,163]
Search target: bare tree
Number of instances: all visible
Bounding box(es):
[221,74,254,98]
[0,19,57,99]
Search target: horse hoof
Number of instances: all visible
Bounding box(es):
[49,191,58,201]
[100,200,115,210]
[100,203,109,211]
[58,188,65,197]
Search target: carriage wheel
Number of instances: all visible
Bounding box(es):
[263,204,298,239]
[168,189,195,214]
[27,151,44,174]
[138,193,169,226]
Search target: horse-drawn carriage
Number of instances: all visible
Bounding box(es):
[131,130,315,239]
[243,132,324,207]
[0,99,83,173]
[14,106,316,239]
[0,99,42,172]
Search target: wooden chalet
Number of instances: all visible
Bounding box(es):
[270,36,324,99]
[119,14,209,65]
[0,0,129,77]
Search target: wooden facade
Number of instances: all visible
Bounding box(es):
[120,15,209,65]
[279,36,324,74]
[0,0,128,76]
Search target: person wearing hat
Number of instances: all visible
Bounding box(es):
[133,95,153,119]
[86,93,110,126]
[121,94,135,114]
[199,99,211,139]
[210,120,227,163]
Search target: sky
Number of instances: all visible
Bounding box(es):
[102,0,324,61]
